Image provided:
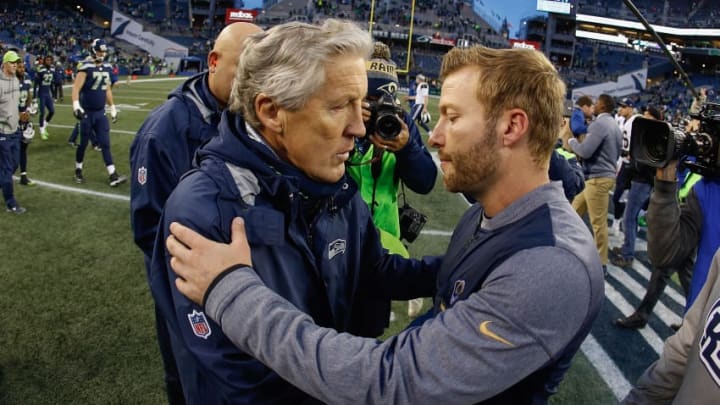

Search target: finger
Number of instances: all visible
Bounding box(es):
[230,217,246,246]
[169,221,203,250]
[166,234,190,263]
[170,255,187,280]
[230,217,253,267]
[175,277,202,305]
[368,135,384,149]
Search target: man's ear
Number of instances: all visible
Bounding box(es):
[501,108,529,147]
[254,93,283,134]
[207,51,218,73]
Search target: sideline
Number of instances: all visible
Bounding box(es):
[50,122,137,135]
[13,176,130,202]
[14,176,457,237]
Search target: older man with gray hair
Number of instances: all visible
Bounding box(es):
[150,19,438,404]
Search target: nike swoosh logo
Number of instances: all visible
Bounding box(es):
[479,321,514,347]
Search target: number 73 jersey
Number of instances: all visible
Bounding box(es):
[78,58,113,111]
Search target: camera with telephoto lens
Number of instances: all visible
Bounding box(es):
[366,93,404,140]
[399,203,427,243]
[631,102,720,178]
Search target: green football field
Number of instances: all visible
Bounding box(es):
[0,76,680,404]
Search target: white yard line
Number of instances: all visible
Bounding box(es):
[49,123,137,135]
[13,177,129,201]
[603,279,667,355]
[607,263,683,325]
[51,104,156,113]
[581,335,633,401]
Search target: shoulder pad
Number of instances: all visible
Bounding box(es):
[78,61,95,71]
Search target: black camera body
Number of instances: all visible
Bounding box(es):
[399,203,427,243]
[366,93,403,140]
[631,102,720,177]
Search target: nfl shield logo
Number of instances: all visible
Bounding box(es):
[137,166,147,185]
[187,310,212,339]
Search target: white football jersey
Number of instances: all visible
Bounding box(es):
[416,83,429,106]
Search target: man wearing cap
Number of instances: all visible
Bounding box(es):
[347,42,437,317]
[610,102,654,270]
[0,50,26,214]
[610,97,640,233]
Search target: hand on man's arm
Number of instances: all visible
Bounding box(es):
[168,217,252,306]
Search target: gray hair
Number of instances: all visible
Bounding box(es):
[229,19,373,129]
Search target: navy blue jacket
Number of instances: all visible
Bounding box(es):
[130,72,222,262]
[549,149,585,201]
[151,112,439,403]
[570,107,588,137]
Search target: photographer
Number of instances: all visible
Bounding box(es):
[613,106,693,329]
[347,42,437,317]
[647,159,720,311]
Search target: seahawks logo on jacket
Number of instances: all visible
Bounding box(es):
[700,296,720,387]
[328,239,346,260]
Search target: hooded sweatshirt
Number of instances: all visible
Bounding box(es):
[0,68,20,134]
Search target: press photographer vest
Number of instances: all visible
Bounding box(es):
[347,146,408,256]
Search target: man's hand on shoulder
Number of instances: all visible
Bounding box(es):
[169,217,253,306]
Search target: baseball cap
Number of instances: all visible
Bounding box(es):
[3,50,20,64]
[618,97,634,108]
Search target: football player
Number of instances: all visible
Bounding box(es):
[67,61,118,149]
[409,74,431,134]
[16,61,35,186]
[34,54,55,140]
[53,61,65,101]
[71,38,126,187]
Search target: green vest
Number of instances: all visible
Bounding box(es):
[555,146,576,160]
[679,172,702,202]
[347,146,409,258]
